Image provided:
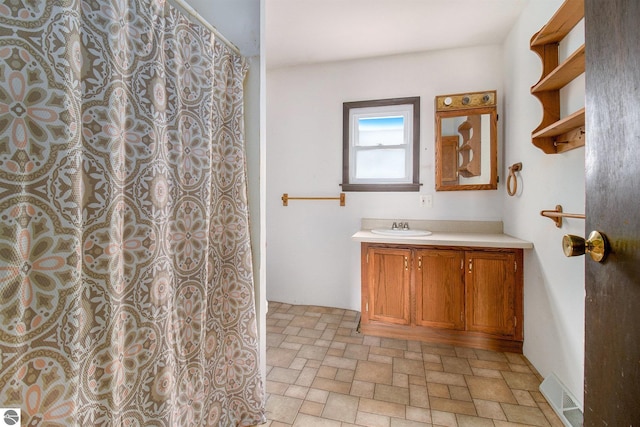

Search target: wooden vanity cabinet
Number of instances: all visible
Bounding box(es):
[360,243,524,353]
[365,246,411,326]
[465,251,521,340]
[415,249,465,330]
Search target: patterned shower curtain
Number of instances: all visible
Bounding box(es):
[0,0,265,425]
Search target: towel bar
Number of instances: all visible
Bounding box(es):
[540,205,585,228]
[282,193,346,207]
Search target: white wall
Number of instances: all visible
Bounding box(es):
[502,0,585,405]
[186,0,259,57]
[266,45,505,310]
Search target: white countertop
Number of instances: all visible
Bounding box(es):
[352,230,533,249]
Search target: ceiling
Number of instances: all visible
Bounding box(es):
[266,0,530,69]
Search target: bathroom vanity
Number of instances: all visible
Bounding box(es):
[353,219,533,353]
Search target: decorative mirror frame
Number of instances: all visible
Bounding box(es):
[435,91,498,191]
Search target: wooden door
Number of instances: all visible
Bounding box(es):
[415,249,465,330]
[366,246,411,325]
[584,0,640,422]
[465,251,516,337]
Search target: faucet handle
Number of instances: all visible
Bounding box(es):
[403,222,409,230]
[392,222,398,230]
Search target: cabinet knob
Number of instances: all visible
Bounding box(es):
[562,231,609,262]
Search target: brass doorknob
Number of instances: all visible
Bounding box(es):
[562,231,609,262]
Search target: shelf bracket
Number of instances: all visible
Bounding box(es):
[553,126,586,148]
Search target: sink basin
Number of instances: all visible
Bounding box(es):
[371,229,432,237]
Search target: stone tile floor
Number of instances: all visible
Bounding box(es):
[264,301,563,427]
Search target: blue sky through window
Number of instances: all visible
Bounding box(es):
[357,116,405,147]
[358,116,404,131]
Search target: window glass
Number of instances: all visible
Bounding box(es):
[355,149,406,180]
[357,116,404,146]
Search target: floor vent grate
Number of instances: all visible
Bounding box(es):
[539,373,583,427]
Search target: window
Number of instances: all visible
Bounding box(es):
[342,97,420,191]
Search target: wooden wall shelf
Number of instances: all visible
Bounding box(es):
[531,44,585,93]
[530,0,584,46]
[531,0,585,154]
[532,108,585,153]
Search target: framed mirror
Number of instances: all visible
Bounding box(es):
[435,91,497,191]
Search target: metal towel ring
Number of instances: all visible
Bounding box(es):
[507,162,522,196]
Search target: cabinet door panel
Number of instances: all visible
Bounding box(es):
[416,249,465,330]
[466,251,516,337]
[367,247,411,325]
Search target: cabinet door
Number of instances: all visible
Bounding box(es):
[366,247,411,325]
[415,249,465,330]
[466,251,516,337]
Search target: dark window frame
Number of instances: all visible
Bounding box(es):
[341,97,421,192]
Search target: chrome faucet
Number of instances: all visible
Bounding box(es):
[392,221,409,230]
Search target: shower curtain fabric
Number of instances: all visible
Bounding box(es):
[0,0,265,425]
